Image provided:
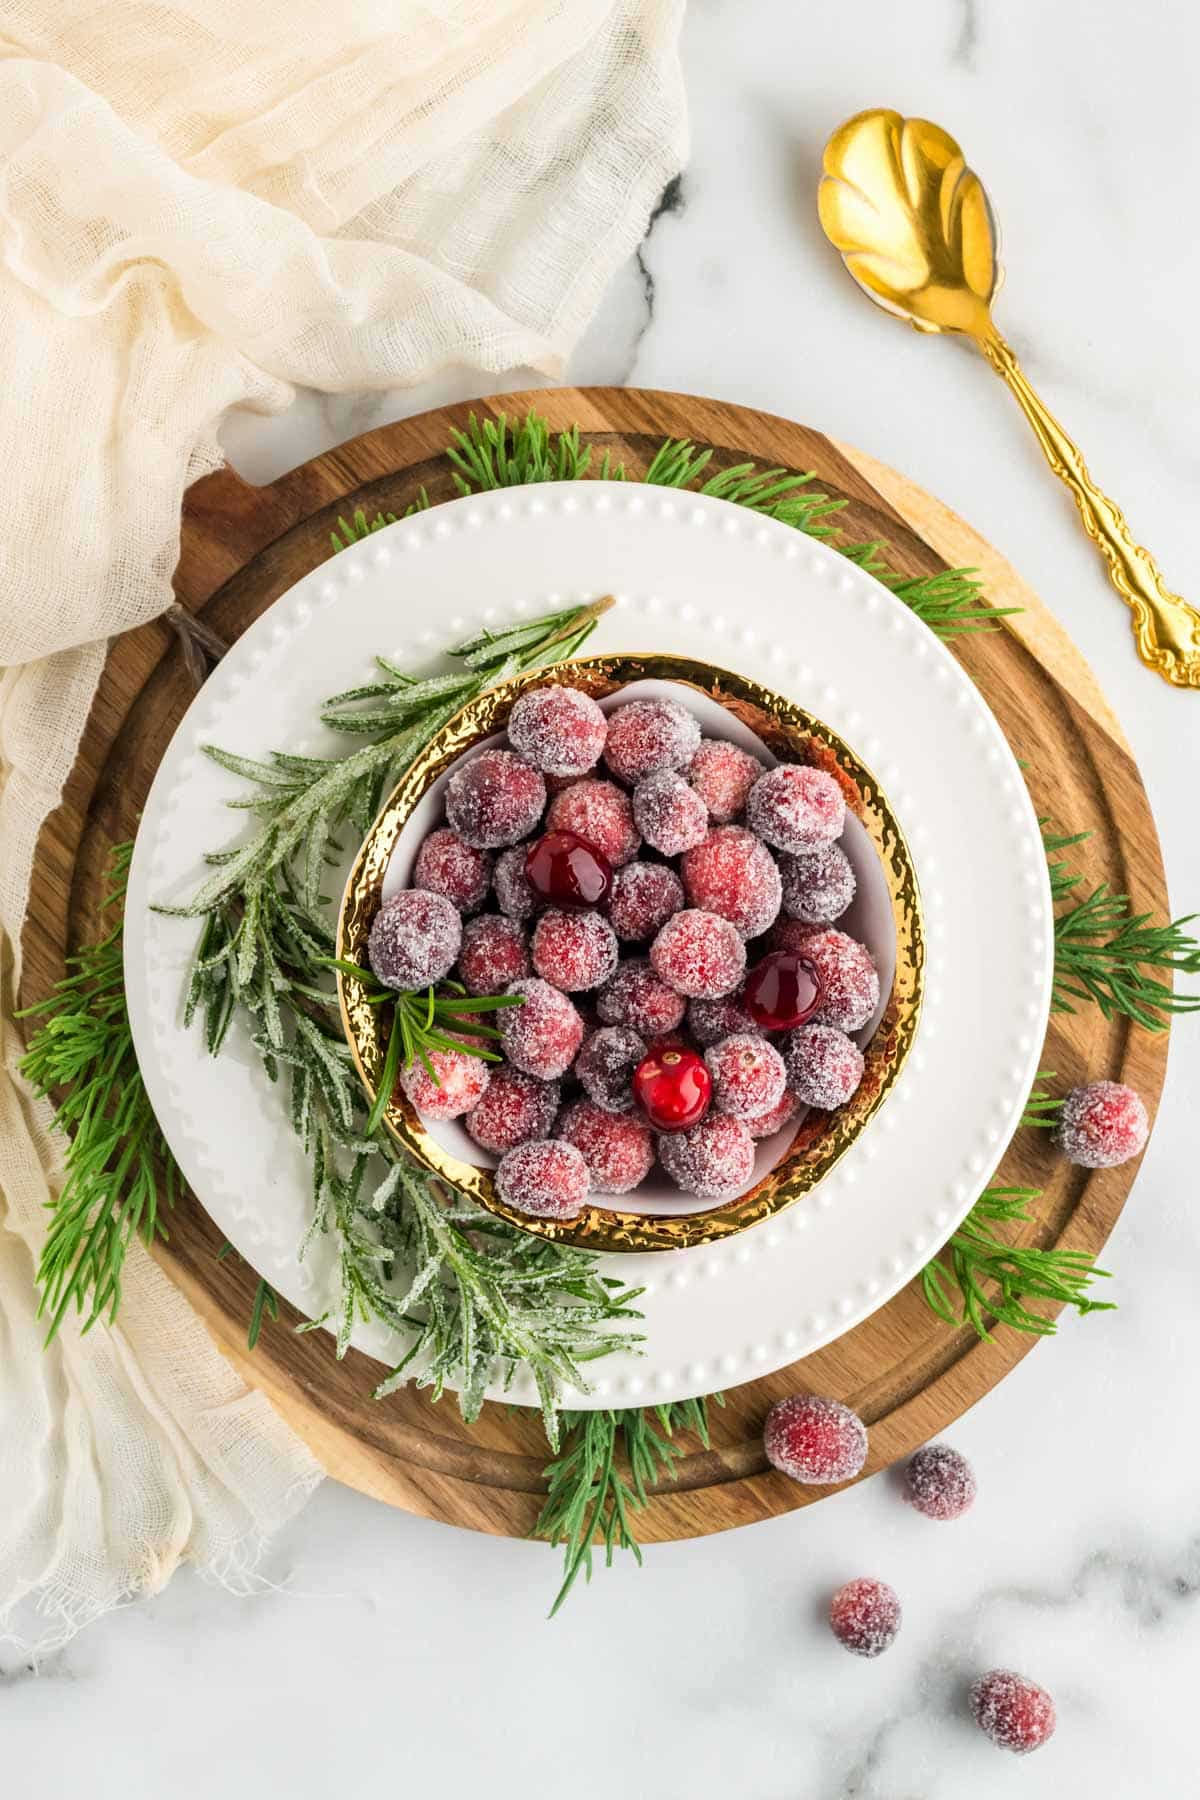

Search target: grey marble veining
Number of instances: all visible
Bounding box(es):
[15,1,1200,1794]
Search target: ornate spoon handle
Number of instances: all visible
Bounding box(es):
[977,330,1200,689]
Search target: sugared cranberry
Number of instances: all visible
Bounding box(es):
[650,909,747,1000]
[603,696,701,784]
[596,959,687,1038]
[705,1033,787,1119]
[557,1099,654,1193]
[829,1579,901,1658]
[606,861,685,942]
[495,1138,589,1220]
[743,951,822,1030]
[632,770,709,856]
[681,826,782,938]
[687,995,760,1047]
[398,1043,489,1119]
[546,779,640,867]
[507,686,607,776]
[498,978,583,1079]
[493,845,537,920]
[633,1046,712,1131]
[456,914,529,995]
[1056,1080,1149,1169]
[746,764,845,854]
[903,1443,976,1520]
[445,748,546,849]
[970,1670,1056,1755]
[531,908,619,992]
[783,1023,865,1109]
[524,829,613,909]
[656,1112,754,1197]
[745,1089,800,1139]
[368,889,462,990]
[763,1394,868,1485]
[800,929,880,1034]
[779,842,856,925]
[412,827,492,914]
[686,738,763,822]
[576,1026,646,1113]
[465,1067,560,1153]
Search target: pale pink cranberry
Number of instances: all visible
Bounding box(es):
[398,1044,489,1119]
[531,909,619,992]
[603,696,701,784]
[650,909,747,1000]
[457,914,529,995]
[784,1023,865,1109]
[498,978,583,1079]
[686,738,763,823]
[656,1112,755,1198]
[681,826,782,938]
[829,1579,901,1658]
[465,1067,560,1154]
[368,889,462,990]
[1056,1080,1149,1169]
[412,827,492,913]
[705,1033,787,1119]
[746,763,845,854]
[495,1139,589,1219]
[632,770,709,856]
[556,1099,654,1194]
[546,779,641,866]
[762,1394,867,1484]
[606,862,685,942]
[445,748,546,849]
[507,685,607,776]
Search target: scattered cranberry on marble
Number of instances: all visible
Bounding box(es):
[970,1670,1056,1755]
[828,1578,902,1658]
[903,1442,977,1521]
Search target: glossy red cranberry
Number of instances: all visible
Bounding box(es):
[523,829,612,909]
[743,951,822,1030]
[633,1046,712,1132]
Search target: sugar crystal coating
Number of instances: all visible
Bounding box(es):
[457,914,529,995]
[632,769,710,856]
[546,778,641,867]
[650,909,747,999]
[606,861,685,942]
[779,842,856,925]
[705,1033,787,1119]
[465,1067,561,1154]
[495,1138,589,1219]
[903,1443,976,1520]
[445,748,547,849]
[507,685,607,776]
[687,995,761,1048]
[498,978,583,1079]
[603,696,702,784]
[794,928,880,1033]
[412,827,492,914]
[531,908,619,992]
[656,1112,754,1198]
[744,1089,800,1140]
[970,1670,1056,1755]
[557,1098,654,1193]
[784,1022,865,1109]
[493,845,538,920]
[368,888,462,990]
[681,826,782,938]
[763,1394,867,1485]
[399,1044,489,1119]
[829,1578,902,1658]
[686,738,763,823]
[596,958,687,1038]
[746,764,845,854]
[1056,1079,1149,1169]
[576,1025,647,1113]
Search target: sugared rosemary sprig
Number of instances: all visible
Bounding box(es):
[535,1396,721,1615]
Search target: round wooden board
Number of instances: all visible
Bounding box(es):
[18,388,1170,1542]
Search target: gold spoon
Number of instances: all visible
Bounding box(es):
[818,108,1200,689]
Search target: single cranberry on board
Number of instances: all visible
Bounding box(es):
[523,829,613,909]
[633,1045,712,1131]
[763,1394,867,1485]
[970,1670,1056,1755]
[1056,1079,1149,1169]
[829,1578,902,1659]
[743,950,822,1031]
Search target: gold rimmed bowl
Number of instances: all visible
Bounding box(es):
[337,655,924,1252]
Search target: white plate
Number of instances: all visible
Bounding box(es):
[126,482,1054,1409]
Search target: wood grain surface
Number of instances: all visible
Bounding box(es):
[17,387,1170,1541]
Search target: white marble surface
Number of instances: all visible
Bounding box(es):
[8,1,1200,1791]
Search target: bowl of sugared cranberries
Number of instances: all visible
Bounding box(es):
[336,655,920,1247]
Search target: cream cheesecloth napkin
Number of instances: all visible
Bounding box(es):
[0,0,686,1651]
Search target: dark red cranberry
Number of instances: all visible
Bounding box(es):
[524,829,612,909]
[743,951,822,1030]
[633,1046,712,1132]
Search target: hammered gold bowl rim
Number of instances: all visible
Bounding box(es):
[336,654,924,1253]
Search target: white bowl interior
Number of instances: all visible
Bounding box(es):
[383,678,896,1215]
